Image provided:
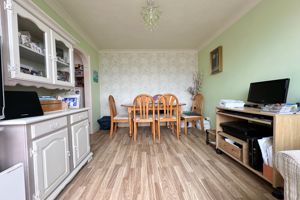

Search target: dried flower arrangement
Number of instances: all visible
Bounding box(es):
[187,71,203,97]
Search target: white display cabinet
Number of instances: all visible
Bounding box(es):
[5,0,75,88]
[51,30,74,87]
[6,2,52,84]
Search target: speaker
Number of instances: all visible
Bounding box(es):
[248,138,263,171]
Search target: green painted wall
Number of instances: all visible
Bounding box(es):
[32,0,100,132]
[198,0,300,127]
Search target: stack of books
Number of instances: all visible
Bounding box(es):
[261,104,298,114]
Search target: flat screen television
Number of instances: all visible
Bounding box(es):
[0,36,4,120]
[247,78,290,104]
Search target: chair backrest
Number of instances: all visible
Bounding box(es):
[158,94,179,119]
[192,93,204,115]
[133,94,154,120]
[153,94,162,103]
[108,95,117,118]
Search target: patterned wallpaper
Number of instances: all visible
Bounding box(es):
[99,50,198,116]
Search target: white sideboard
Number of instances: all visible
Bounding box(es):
[0,108,92,200]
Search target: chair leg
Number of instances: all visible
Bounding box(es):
[157,121,161,142]
[110,120,114,137]
[134,122,137,142]
[171,122,175,134]
[184,119,188,135]
[200,118,205,133]
[176,120,180,140]
[152,122,155,143]
[178,118,181,134]
[130,119,134,137]
[192,121,196,128]
[114,122,118,132]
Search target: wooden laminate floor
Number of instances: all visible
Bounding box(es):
[57,127,276,200]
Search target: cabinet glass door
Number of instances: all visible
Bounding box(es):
[7,3,51,83]
[52,31,74,86]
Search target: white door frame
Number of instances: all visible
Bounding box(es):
[73,46,93,134]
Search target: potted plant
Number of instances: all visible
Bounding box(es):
[187,71,203,98]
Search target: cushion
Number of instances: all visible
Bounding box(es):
[135,115,153,121]
[182,111,202,116]
[114,114,129,120]
[155,114,176,120]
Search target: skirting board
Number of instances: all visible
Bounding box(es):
[46,152,93,200]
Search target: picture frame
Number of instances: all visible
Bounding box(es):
[62,95,80,109]
[93,70,99,83]
[210,46,223,74]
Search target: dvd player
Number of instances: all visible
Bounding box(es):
[220,121,272,141]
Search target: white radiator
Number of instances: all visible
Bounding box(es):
[0,163,26,200]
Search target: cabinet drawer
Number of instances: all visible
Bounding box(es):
[219,137,242,161]
[31,117,67,139]
[70,111,88,124]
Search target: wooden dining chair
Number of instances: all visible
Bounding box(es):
[153,94,164,115]
[156,94,180,141]
[109,95,132,137]
[181,93,205,135]
[153,94,162,103]
[133,94,155,142]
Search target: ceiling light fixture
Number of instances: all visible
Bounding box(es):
[141,0,161,31]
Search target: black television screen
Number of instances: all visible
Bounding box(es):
[247,78,290,104]
[4,91,43,120]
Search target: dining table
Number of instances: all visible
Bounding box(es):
[121,103,186,136]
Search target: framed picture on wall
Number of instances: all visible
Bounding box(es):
[93,70,99,83]
[210,46,223,74]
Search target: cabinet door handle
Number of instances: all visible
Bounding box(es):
[50,123,60,130]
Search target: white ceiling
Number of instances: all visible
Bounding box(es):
[44,0,261,50]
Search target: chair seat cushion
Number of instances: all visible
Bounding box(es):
[181,112,202,119]
[155,114,176,120]
[114,114,129,120]
[135,115,154,121]
[182,111,201,116]
[181,113,203,119]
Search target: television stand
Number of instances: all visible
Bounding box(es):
[216,106,300,188]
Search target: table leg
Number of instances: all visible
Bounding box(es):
[178,105,182,134]
[128,107,132,137]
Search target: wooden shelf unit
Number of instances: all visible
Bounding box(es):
[216,106,300,188]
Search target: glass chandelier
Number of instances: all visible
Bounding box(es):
[141,0,161,31]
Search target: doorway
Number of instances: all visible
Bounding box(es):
[73,48,93,133]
